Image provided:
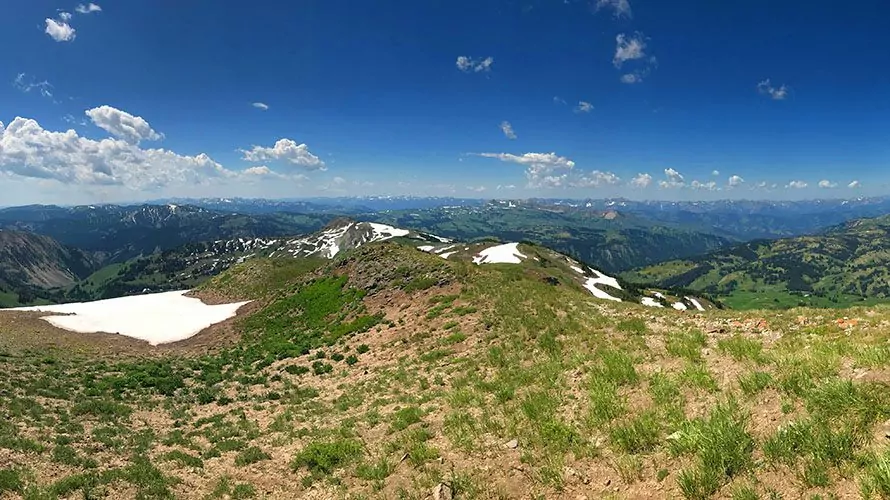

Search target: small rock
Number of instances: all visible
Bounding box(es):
[604,479,612,487]
[505,439,519,449]
[433,483,453,500]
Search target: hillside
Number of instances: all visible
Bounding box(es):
[0,204,333,263]
[623,215,890,309]
[1,240,890,498]
[371,202,731,273]
[0,230,97,307]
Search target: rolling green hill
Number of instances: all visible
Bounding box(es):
[623,215,890,309]
[371,203,731,273]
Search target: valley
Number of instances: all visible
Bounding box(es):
[1,199,890,499]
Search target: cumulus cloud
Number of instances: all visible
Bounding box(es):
[476,152,575,188]
[496,184,516,190]
[787,180,808,189]
[613,33,647,68]
[252,102,269,111]
[658,168,685,189]
[0,116,235,189]
[728,175,745,187]
[242,166,308,183]
[712,170,720,176]
[848,180,861,189]
[573,171,620,188]
[757,79,789,100]
[818,179,837,188]
[58,12,73,21]
[574,101,594,113]
[13,73,53,99]
[75,3,102,14]
[456,56,494,73]
[85,106,163,144]
[691,180,719,191]
[466,185,487,193]
[332,176,346,185]
[595,0,632,18]
[500,121,517,139]
[475,151,618,189]
[45,17,76,42]
[630,173,652,188]
[240,139,326,170]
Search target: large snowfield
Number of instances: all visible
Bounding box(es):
[4,291,250,346]
[473,242,527,264]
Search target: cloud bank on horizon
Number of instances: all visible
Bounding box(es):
[0,0,885,204]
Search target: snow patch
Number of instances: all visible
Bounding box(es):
[582,269,623,302]
[570,265,586,275]
[672,302,688,311]
[418,245,436,252]
[473,242,526,265]
[368,222,410,239]
[5,291,250,346]
[686,296,706,312]
[439,251,458,259]
[641,297,664,308]
[652,291,666,299]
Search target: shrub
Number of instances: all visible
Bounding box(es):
[291,439,363,475]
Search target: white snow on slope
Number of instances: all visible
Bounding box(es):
[369,222,410,239]
[672,302,688,311]
[473,242,526,264]
[686,296,706,311]
[439,251,458,259]
[5,291,250,346]
[652,291,666,299]
[641,297,664,308]
[583,269,623,302]
[570,265,585,274]
[418,245,436,252]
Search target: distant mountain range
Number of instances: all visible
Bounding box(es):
[623,215,890,309]
[4,198,890,309]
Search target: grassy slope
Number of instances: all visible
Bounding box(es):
[2,243,890,498]
[623,216,890,310]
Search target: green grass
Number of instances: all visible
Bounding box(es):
[234,446,271,466]
[671,400,754,499]
[609,412,660,454]
[291,439,363,475]
[0,468,23,494]
[667,330,707,362]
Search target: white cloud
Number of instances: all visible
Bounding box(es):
[242,165,308,183]
[711,170,720,176]
[757,79,789,100]
[658,168,685,189]
[818,179,837,188]
[13,73,53,99]
[75,3,102,14]
[496,184,516,190]
[85,105,163,144]
[728,175,745,187]
[574,101,594,113]
[500,121,517,139]
[45,18,76,42]
[477,152,575,188]
[476,151,617,189]
[553,96,567,105]
[848,180,861,189]
[243,166,273,176]
[240,139,326,170]
[691,180,719,191]
[620,73,642,84]
[572,171,620,188]
[596,0,632,18]
[456,56,494,73]
[0,116,236,189]
[630,173,652,188]
[58,12,72,21]
[252,102,269,111]
[613,33,647,68]
[332,176,346,185]
[787,180,808,189]
[466,185,487,193]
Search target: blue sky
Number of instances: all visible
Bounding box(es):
[1,0,888,205]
